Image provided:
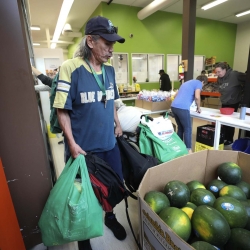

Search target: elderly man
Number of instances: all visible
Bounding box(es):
[53,16,126,250]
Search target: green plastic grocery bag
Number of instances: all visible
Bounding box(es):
[139,123,188,163]
[38,154,103,246]
[138,125,154,156]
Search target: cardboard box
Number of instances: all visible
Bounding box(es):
[135,99,143,108]
[137,100,172,111]
[138,150,250,250]
[196,124,224,147]
[203,97,221,109]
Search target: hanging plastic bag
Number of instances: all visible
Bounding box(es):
[38,154,103,246]
[140,115,174,141]
[138,116,188,163]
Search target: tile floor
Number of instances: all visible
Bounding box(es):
[31,116,239,250]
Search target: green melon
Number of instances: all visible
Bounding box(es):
[236,180,250,199]
[163,180,190,208]
[213,196,248,228]
[144,191,170,214]
[190,188,216,206]
[240,200,250,230]
[219,185,247,201]
[184,202,197,210]
[217,162,242,184]
[191,205,231,247]
[159,207,191,241]
[207,179,227,198]
[224,228,250,250]
[186,180,206,193]
[191,241,217,250]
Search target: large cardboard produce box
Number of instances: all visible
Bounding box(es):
[137,150,250,250]
[135,100,172,111]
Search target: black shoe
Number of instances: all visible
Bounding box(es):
[105,212,127,240]
[78,239,92,250]
[224,140,233,146]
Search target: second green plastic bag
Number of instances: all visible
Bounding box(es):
[38,154,103,246]
[139,123,188,163]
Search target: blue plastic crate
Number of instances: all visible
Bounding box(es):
[232,138,250,154]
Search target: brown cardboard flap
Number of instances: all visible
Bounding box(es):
[138,150,245,197]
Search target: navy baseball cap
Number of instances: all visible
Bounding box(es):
[85,16,125,43]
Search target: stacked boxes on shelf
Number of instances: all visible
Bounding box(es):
[205,56,216,65]
[202,97,221,109]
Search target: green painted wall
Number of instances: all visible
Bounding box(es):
[67,2,237,89]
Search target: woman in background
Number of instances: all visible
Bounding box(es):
[214,62,245,147]
[171,75,206,153]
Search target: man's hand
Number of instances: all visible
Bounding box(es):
[196,107,201,113]
[114,125,123,137]
[69,142,86,158]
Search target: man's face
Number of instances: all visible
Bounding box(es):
[90,36,115,64]
[215,67,226,78]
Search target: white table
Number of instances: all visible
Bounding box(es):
[120,97,137,101]
[190,107,250,149]
[133,107,169,115]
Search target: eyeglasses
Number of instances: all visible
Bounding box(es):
[88,26,118,34]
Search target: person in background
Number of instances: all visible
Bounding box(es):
[201,70,208,84]
[159,69,171,91]
[31,66,59,92]
[171,75,206,154]
[214,62,246,147]
[53,16,126,250]
[201,70,206,75]
[32,66,54,86]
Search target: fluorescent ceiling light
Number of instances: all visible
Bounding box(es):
[33,43,40,46]
[132,57,143,59]
[50,43,56,49]
[51,0,74,46]
[201,0,227,10]
[30,26,40,30]
[236,10,250,17]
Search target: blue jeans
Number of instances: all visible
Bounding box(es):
[171,107,192,149]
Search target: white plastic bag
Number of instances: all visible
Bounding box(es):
[140,116,174,141]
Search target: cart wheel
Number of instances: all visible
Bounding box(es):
[129,141,140,153]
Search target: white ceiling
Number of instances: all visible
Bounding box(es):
[27,0,250,52]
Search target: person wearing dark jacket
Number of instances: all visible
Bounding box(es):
[159,69,171,91]
[32,66,53,87]
[215,62,246,146]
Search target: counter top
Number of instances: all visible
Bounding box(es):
[190,107,250,149]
